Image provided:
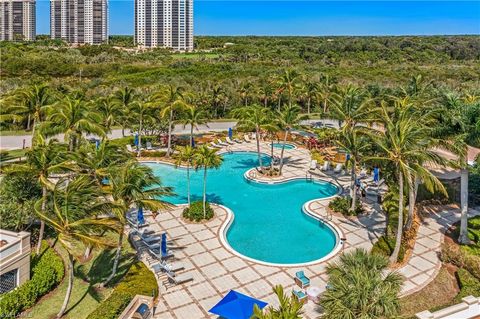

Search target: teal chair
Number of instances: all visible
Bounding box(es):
[292,290,307,304]
[295,271,310,289]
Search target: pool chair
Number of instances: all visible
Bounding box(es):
[320,161,330,171]
[333,163,343,174]
[165,271,193,285]
[146,141,153,150]
[225,137,235,145]
[148,246,173,260]
[295,271,310,289]
[309,160,318,171]
[209,141,221,148]
[244,134,251,143]
[126,145,134,153]
[217,139,229,146]
[152,261,185,275]
[292,290,308,304]
[233,137,242,143]
[359,168,368,179]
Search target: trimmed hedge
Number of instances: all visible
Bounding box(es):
[183,201,214,222]
[371,235,406,263]
[328,196,364,216]
[0,242,64,318]
[86,262,158,319]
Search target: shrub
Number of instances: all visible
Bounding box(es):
[0,242,64,318]
[86,262,158,319]
[456,268,480,301]
[371,235,406,263]
[440,241,480,280]
[139,150,167,158]
[182,201,214,222]
[328,196,363,216]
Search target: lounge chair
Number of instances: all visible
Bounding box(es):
[309,160,318,170]
[217,139,229,146]
[126,145,134,152]
[166,271,193,285]
[333,163,343,174]
[146,141,153,150]
[210,141,221,148]
[294,271,310,289]
[152,261,185,275]
[233,138,242,143]
[359,168,368,179]
[292,290,308,304]
[148,246,173,260]
[126,214,148,229]
[251,133,256,140]
[320,161,330,171]
[244,135,251,143]
[225,137,235,145]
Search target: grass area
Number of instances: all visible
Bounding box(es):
[25,234,135,319]
[458,216,480,256]
[0,148,27,162]
[0,129,31,136]
[398,266,459,318]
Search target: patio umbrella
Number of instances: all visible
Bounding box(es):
[137,207,145,226]
[209,290,267,319]
[373,167,380,184]
[228,128,233,139]
[192,137,195,148]
[161,233,168,256]
[95,139,100,150]
[134,134,139,147]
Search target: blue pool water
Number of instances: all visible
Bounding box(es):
[146,152,338,264]
[271,142,295,150]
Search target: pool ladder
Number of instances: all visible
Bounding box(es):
[305,172,313,182]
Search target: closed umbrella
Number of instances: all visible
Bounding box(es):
[137,207,145,226]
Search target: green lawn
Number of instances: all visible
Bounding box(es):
[0,129,31,136]
[0,149,27,162]
[25,235,135,319]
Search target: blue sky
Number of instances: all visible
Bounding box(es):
[36,1,480,35]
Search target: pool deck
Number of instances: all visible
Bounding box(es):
[134,141,480,319]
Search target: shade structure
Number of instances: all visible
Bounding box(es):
[137,207,145,225]
[134,134,139,146]
[228,128,233,139]
[373,167,380,183]
[209,290,267,319]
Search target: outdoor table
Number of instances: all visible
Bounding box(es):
[306,286,322,302]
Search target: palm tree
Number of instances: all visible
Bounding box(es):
[319,249,403,319]
[277,70,300,109]
[233,105,276,170]
[302,80,319,114]
[175,146,196,208]
[35,176,120,318]
[103,160,172,285]
[42,96,105,151]
[7,134,68,253]
[193,146,223,218]
[97,96,123,135]
[276,104,307,175]
[129,100,155,157]
[156,86,185,157]
[318,74,336,114]
[181,104,208,147]
[252,285,304,319]
[112,86,137,137]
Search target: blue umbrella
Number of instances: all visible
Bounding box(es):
[373,167,380,184]
[137,207,145,226]
[134,134,139,147]
[95,139,100,150]
[191,137,195,148]
[228,128,233,139]
[161,233,168,256]
[209,290,267,319]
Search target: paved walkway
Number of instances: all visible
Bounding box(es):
[132,141,477,318]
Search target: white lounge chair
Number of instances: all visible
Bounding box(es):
[166,271,193,285]
[359,168,368,179]
[148,246,173,260]
[126,145,134,152]
[210,141,221,148]
[225,137,235,145]
[152,261,185,275]
[251,133,256,140]
[309,160,317,170]
[321,161,330,171]
[146,141,153,150]
[233,138,242,143]
[333,163,343,174]
[217,139,228,146]
[244,135,251,143]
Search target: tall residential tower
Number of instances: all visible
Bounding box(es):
[0,0,35,41]
[134,0,193,51]
[50,0,108,45]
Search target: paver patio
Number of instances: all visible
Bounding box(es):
[133,141,479,318]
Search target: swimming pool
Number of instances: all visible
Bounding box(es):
[271,142,296,150]
[146,152,339,265]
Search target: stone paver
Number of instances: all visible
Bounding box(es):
[130,141,480,318]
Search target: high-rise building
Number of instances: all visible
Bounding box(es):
[0,0,35,41]
[135,0,193,51]
[50,0,108,45]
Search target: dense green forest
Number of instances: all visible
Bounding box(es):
[1,35,479,94]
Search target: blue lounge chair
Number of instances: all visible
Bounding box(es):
[295,271,310,289]
[292,290,307,303]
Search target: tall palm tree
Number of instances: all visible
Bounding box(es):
[7,134,68,253]
[181,104,208,147]
[302,80,319,114]
[276,104,307,175]
[252,285,304,319]
[319,249,403,319]
[35,176,120,318]
[193,146,223,218]
[318,74,336,114]
[156,86,185,157]
[175,146,196,208]
[233,105,276,170]
[103,161,172,285]
[129,100,155,157]
[277,70,300,109]
[97,96,123,135]
[112,86,137,137]
[43,96,105,151]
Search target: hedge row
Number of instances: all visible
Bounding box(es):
[86,262,158,319]
[0,242,64,318]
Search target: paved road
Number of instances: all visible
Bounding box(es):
[0,119,339,150]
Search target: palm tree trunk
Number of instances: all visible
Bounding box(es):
[26,113,31,130]
[270,141,274,174]
[103,230,123,286]
[405,175,418,230]
[279,130,289,174]
[277,97,281,112]
[350,163,357,212]
[36,186,47,254]
[190,125,194,147]
[324,98,328,114]
[166,108,173,157]
[203,167,207,219]
[255,126,263,170]
[390,171,404,264]
[187,163,191,208]
[57,253,74,318]
[307,98,311,114]
[121,127,125,137]
[458,168,470,244]
[31,118,37,142]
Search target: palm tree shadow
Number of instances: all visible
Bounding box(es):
[189,193,224,205]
